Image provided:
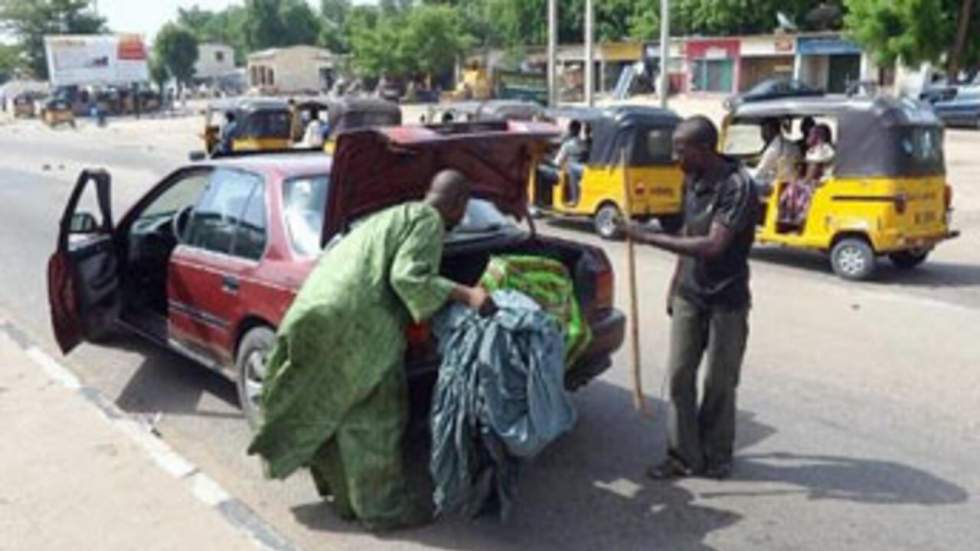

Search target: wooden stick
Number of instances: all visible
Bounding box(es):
[620,149,649,415]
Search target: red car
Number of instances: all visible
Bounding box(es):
[48,122,626,426]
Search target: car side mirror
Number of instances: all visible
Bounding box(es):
[188,150,206,162]
[69,212,99,234]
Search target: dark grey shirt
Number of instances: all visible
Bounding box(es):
[676,159,757,310]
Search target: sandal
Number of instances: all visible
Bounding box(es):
[646,457,694,480]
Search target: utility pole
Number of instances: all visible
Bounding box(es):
[584,0,594,106]
[659,0,670,109]
[547,0,558,107]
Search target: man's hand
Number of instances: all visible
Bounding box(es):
[621,220,655,243]
[464,286,497,317]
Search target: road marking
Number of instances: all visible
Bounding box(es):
[25,345,81,389]
[1,321,301,551]
[189,471,232,506]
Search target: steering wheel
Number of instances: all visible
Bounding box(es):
[172,205,194,242]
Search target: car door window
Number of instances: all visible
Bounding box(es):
[130,171,210,234]
[185,169,261,256]
[283,175,329,257]
[233,181,267,260]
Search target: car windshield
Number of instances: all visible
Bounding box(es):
[450,199,519,238]
[283,174,329,257]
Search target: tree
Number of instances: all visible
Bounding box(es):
[154,23,198,91]
[0,0,107,79]
[243,0,287,51]
[148,53,169,93]
[948,0,977,78]
[348,4,472,81]
[319,0,352,52]
[401,5,473,81]
[844,0,978,78]
[177,5,248,63]
[349,9,411,78]
[280,0,322,46]
[243,0,322,51]
[0,44,23,83]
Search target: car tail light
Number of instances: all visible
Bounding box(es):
[944,185,953,211]
[594,265,614,311]
[894,193,907,215]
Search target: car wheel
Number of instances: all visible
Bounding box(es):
[235,326,275,430]
[889,249,930,269]
[594,203,623,240]
[830,237,876,281]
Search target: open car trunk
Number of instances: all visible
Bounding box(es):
[439,234,595,309]
[404,231,609,415]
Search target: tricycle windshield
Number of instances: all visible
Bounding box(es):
[723,123,766,156]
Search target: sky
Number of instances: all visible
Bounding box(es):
[95,0,375,42]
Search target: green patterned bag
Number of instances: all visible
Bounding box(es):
[480,255,592,368]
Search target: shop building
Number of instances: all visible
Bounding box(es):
[246,45,338,94]
[794,35,867,94]
[738,35,796,91]
[686,38,740,93]
[643,39,687,94]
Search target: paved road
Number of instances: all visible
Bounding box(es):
[2,118,979,550]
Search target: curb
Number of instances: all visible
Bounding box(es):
[0,320,300,551]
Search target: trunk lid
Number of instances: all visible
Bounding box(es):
[322,121,559,243]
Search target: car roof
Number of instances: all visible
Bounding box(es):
[204,152,332,180]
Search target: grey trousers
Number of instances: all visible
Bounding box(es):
[666,295,749,472]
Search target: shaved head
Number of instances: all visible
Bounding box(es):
[673,116,722,177]
[675,115,719,151]
[426,169,472,229]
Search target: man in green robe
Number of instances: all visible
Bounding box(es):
[247,170,492,530]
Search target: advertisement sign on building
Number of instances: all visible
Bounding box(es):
[796,36,861,56]
[44,34,149,87]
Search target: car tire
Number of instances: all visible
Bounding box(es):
[594,203,623,240]
[830,237,876,281]
[235,325,275,431]
[889,250,930,269]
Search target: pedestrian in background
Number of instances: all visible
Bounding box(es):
[624,115,757,480]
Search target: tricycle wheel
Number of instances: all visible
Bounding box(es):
[830,237,876,281]
[594,203,623,240]
[889,250,929,269]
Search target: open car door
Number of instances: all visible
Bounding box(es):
[47,169,120,354]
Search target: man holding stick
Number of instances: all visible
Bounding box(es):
[624,116,757,480]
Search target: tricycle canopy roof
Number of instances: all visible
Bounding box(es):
[435,100,545,122]
[323,120,560,241]
[727,96,945,177]
[324,96,402,132]
[547,105,682,166]
[207,97,290,115]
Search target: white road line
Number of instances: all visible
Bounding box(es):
[13,329,297,551]
[25,345,81,389]
[188,471,232,507]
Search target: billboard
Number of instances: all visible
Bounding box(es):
[44,34,149,87]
